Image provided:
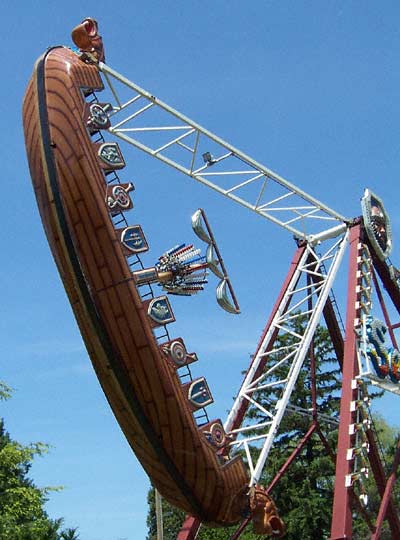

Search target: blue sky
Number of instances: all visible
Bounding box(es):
[2,1,400,539]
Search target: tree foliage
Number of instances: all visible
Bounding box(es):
[0,381,13,402]
[60,528,80,540]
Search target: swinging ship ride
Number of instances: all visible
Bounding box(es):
[22,18,284,537]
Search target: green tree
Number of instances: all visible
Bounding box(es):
[60,527,80,540]
[0,382,79,540]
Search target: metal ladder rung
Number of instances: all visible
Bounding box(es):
[106,170,121,184]
[112,214,128,227]
[128,258,143,268]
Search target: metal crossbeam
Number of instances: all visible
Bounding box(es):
[224,232,349,485]
[98,62,348,241]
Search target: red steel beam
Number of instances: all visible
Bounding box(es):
[330,224,362,540]
[177,516,201,540]
[266,423,317,495]
[323,295,344,369]
[330,224,400,539]
[229,517,251,540]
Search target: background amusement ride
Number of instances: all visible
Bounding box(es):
[22,18,400,540]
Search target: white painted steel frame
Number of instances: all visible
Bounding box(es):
[224,231,349,485]
[98,62,348,241]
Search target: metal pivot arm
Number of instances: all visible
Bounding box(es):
[97,62,348,241]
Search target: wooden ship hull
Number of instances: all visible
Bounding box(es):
[22,45,250,526]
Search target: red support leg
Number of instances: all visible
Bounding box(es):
[266,423,317,494]
[330,225,362,540]
[177,516,201,540]
[229,517,251,540]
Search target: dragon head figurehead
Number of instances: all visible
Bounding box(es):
[71,17,105,63]
[249,486,285,537]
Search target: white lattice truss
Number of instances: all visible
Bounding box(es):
[224,232,349,485]
[98,62,348,242]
